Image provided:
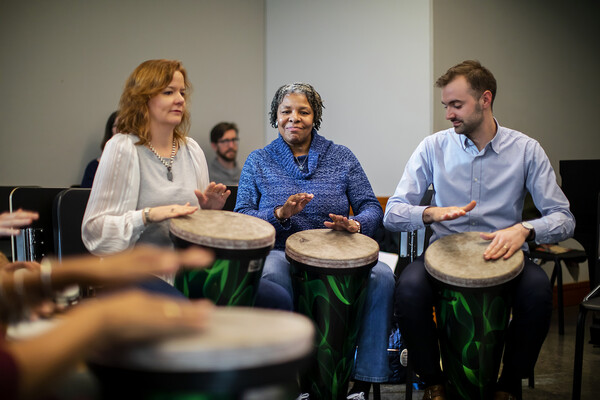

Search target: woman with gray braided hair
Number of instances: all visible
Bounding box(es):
[235,82,394,399]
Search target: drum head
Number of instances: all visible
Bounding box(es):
[170,210,275,250]
[424,232,524,288]
[91,307,314,372]
[285,229,379,269]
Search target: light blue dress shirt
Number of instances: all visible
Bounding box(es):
[383,122,575,249]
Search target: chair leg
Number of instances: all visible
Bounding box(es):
[528,369,535,388]
[405,350,413,400]
[572,306,588,400]
[373,383,381,400]
[555,259,565,335]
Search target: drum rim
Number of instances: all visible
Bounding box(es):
[169,210,276,250]
[424,232,525,288]
[285,229,380,269]
[90,307,315,372]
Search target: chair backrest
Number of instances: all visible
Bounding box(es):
[560,159,600,288]
[223,185,238,211]
[597,191,600,270]
[0,186,21,258]
[9,187,66,262]
[395,188,434,276]
[53,188,91,260]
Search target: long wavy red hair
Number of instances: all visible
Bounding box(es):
[116,59,191,145]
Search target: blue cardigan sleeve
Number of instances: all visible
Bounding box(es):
[234,151,291,233]
[344,148,383,238]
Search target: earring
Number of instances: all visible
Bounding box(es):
[275,120,278,127]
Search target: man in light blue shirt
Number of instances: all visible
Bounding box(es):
[384,60,574,400]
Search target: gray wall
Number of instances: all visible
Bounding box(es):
[266,0,432,196]
[0,0,266,187]
[1,0,598,192]
[432,0,600,179]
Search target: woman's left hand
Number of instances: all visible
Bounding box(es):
[324,214,360,233]
[195,183,230,210]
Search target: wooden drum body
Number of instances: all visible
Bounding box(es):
[286,229,379,400]
[170,210,275,306]
[424,232,524,400]
[89,307,314,400]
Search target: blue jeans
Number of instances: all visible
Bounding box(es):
[263,250,395,382]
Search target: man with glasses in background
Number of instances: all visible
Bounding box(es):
[208,122,241,185]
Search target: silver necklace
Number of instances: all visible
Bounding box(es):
[294,155,308,171]
[147,139,176,181]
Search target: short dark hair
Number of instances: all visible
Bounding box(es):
[210,122,239,143]
[435,60,497,107]
[269,83,324,130]
[101,111,118,150]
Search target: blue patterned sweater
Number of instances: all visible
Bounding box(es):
[235,130,383,250]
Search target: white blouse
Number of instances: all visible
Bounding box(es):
[82,133,210,256]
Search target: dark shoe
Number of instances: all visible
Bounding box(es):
[423,384,446,400]
[493,391,518,400]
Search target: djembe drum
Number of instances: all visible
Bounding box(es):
[89,307,315,400]
[285,229,379,400]
[424,232,524,400]
[170,210,275,306]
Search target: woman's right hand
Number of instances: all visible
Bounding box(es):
[275,193,314,220]
[144,203,198,224]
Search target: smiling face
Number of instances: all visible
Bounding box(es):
[148,70,186,130]
[277,93,314,152]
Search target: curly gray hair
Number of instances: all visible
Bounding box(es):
[269,82,324,130]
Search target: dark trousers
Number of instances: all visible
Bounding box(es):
[394,255,552,393]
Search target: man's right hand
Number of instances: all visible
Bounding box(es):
[422,200,476,224]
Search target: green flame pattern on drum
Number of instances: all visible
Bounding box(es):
[292,267,369,400]
[175,258,264,306]
[436,288,511,400]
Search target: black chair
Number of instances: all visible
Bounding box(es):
[559,160,600,289]
[52,188,91,259]
[523,190,587,336]
[9,187,66,262]
[572,284,600,400]
[529,246,587,335]
[571,192,600,400]
[222,185,238,212]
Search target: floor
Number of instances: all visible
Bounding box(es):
[369,305,600,400]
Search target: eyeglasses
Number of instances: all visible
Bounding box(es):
[217,138,239,145]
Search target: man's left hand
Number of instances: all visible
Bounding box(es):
[480,224,530,260]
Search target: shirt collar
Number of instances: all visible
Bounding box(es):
[459,118,504,155]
